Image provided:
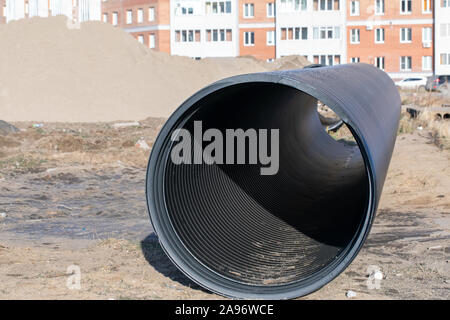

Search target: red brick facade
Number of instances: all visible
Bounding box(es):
[347,0,433,74]
[238,1,275,60]
[101,0,170,53]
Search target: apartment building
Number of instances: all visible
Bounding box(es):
[239,0,276,60]
[170,0,238,58]
[2,0,449,78]
[435,0,450,75]
[276,0,347,66]
[347,0,434,78]
[102,0,170,52]
[2,0,101,23]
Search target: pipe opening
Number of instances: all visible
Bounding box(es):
[162,82,370,286]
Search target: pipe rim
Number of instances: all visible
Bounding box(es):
[146,72,377,299]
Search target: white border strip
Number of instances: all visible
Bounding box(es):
[238,22,275,29]
[124,25,171,32]
[347,19,433,27]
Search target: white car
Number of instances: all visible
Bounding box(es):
[395,77,427,90]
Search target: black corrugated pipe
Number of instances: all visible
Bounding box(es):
[146,64,401,299]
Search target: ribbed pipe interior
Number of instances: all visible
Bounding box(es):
[164,83,370,286]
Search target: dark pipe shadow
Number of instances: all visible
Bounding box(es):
[139,234,208,293]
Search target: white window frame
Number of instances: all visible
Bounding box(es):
[422,27,432,43]
[316,0,338,11]
[280,0,307,12]
[243,3,254,18]
[422,56,432,71]
[375,0,384,15]
[350,57,360,63]
[267,30,275,46]
[137,8,144,23]
[126,10,133,24]
[267,2,275,17]
[441,53,450,65]
[350,1,359,16]
[112,12,118,26]
[400,0,412,15]
[422,0,431,13]
[137,34,144,44]
[400,28,412,43]
[102,12,108,23]
[374,56,385,70]
[148,7,155,21]
[244,31,255,46]
[350,28,360,44]
[375,28,385,43]
[442,0,450,8]
[149,34,156,48]
[400,56,412,71]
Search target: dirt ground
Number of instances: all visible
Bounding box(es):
[0,118,449,300]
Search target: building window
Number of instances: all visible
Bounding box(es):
[442,0,450,8]
[137,34,144,44]
[350,1,359,15]
[441,23,450,37]
[149,34,155,48]
[102,13,108,23]
[148,7,155,21]
[375,0,384,15]
[176,30,202,42]
[205,1,232,14]
[350,29,360,43]
[243,3,254,18]
[281,27,308,40]
[422,27,432,45]
[313,54,340,66]
[280,0,307,11]
[244,31,255,45]
[176,2,194,15]
[267,2,275,17]
[300,27,308,39]
[112,12,118,26]
[313,26,340,39]
[350,57,360,63]
[375,57,385,70]
[422,56,432,70]
[137,9,143,23]
[375,28,385,43]
[313,0,340,11]
[441,53,450,65]
[205,29,232,42]
[400,28,412,43]
[400,0,412,14]
[267,30,275,45]
[400,56,412,71]
[422,0,431,13]
[126,10,132,24]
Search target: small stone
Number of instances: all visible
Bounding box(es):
[346,290,357,298]
[0,120,19,136]
[0,212,6,218]
[135,138,150,150]
[370,270,383,280]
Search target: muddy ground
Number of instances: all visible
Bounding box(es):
[0,118,448,299]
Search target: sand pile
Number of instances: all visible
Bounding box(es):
[266,55,310,71]
[0,16,307,122]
